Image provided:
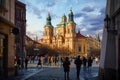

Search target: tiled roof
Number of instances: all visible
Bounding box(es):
[76,32,86,38]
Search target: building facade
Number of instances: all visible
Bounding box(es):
[86,35,101,57]
[15,0,26,58]
[0,0,19,79]
[41,9,101,57]
[99,0,120,80]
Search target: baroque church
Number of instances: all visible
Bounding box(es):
[41,9,87,57]
[40,10,101,56]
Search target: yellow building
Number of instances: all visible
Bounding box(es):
[86,35,101,57]
[41,9,87,57]
[0,0,19,79]
[40,9,101,57]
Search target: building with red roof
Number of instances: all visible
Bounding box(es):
[40,9,101,57]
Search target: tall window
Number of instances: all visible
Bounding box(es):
[0,0,4,6]
[68,29,70,33]
[16,8,23,19]
[46,31,47,36]
[78,46,81,52]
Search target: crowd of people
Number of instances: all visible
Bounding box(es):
[15,55,99,80]
[62,56,99,80]
[15,56,61,70]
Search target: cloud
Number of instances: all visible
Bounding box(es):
[74,6,95,19]
[75,6,106,36]
[83,19,103,33]
[21,0,48,19]
[46,1,56,7]
[82,6,95,12]
[26,30,44,40]
[74,12,85,18]
[100,7,106,15]
[35,0,57,7]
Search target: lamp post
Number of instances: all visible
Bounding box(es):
[104,14,111,29]
[104,14,117,35]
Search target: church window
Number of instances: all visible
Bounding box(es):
[78,46,81,52]
[46,31,47,35]
[68,29,70,33]
[67,39,69,42]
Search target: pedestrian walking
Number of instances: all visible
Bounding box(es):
[63,57,70,80]
[74,55,82,79]
[82,56,87,72]
[25,57,28,69]
[21,58,24,69]
[37,57,42,68]
[17,57,21,69]
[87,57,93,72]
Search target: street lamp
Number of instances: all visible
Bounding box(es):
[104,14,111,29]
[104,14,117,35]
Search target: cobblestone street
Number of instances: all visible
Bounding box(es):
[8,61,99,80]
[26,67,98,80]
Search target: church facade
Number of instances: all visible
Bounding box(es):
[41,9,100,57]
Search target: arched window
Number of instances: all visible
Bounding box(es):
[78,46,81,52]
[68,29,70,33]
[45,31,47,36]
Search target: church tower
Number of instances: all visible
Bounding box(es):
[62,14,67,22]
[43,13,53,44]
[65,9,76,50]
[55,14,67,47]
[56,14,67,37]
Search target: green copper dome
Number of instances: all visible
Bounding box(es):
[57,22,67,26]
[62,14,66,18]
[57,14,67,27]
[68,8,74,23]
[45,13,53,27]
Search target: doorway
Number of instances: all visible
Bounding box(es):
[0,33,8,79]
[0,34,5,79]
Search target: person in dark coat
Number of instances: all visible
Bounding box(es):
[17,57,21,69]
[25,57,28,69]
[74,55,82,79]
[82,56,87,72]
[63,57,70,80]
[87,57,93,71]
[37,57,42,68]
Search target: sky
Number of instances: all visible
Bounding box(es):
[19,0,107,40]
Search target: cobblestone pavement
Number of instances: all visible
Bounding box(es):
[8,67,43,80]
[8,61,99,80]
[26,62,99,80]
[26,67,98,80]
